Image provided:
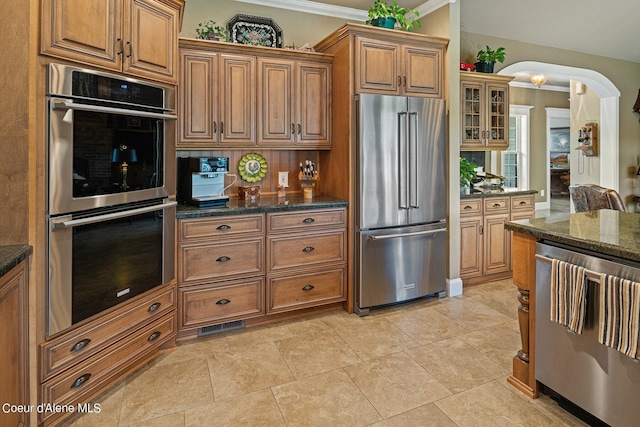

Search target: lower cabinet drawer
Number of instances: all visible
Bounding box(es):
[267,229,345,272]
[40,312,176,422]
[267,266,346,314]
[179,277,264,329]
[41,282,176,381]
[180,236,264,285]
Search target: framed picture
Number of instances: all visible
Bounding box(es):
[550,127,570,152]
[227,14,283,48]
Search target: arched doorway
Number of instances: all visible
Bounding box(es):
[498,62,621,201]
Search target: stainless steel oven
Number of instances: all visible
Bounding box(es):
[47,199,176,335]
[46,63,177,336]
[47,63,176,215]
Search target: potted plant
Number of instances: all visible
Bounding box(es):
[460,157,478,191]
[366,0,421,31]
[474,45,506,73]
[196,20,229,41]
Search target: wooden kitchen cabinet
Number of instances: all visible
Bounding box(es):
[177,214,266,333]
[39,282,177,425]
[178,49,255,147]
[0,259,29,427]
[266,208,347,315]
[460,194,535,285]
[355,36,443,97]
[41,0,183,84]
[460,73,513,150]
[178,50,218,145]
[257,59,331,147]
[178,38,332,150]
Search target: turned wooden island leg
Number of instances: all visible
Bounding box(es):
[507,232,539,398]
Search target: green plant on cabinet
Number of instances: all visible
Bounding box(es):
[196,20,230,41]
[366,0,421,31]
[474,45,506,73]
[460,157,478,188]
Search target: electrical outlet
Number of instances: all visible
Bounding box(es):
[278,171,289,187]
[541,189,545,197]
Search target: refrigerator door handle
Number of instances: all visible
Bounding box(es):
[398,111,408,209]
[408,111,419,208]
[367,227,446,240]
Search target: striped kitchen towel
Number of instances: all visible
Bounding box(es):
[550,258,588,334]
[598,273,640,360]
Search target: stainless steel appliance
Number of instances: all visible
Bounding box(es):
[47,63,176,215]
[177,157,237,207]
[46,63,177,335]
[536,242,640,427]
[355,94,447,315]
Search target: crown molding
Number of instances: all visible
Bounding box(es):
[234,0,367,21]
[415,0,457,17]
[234,0,456,22]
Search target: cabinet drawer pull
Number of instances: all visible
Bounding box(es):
[301,284,315,291]
[70,338,91,353]
[398,76,402,85]
[126,41,132,58]
[216,298,231,305]
[148,302,161,313]
[214,122,217,133]
[403,76,407,86]
[148,331,161,342]
[492,203,501,208]
[221,122,224,134]
[71,373,91,389]
[216,256,231,262]
[291,123,295,134]
[116,38,124,55]
[302,246,315,253]
[216,224,231,231]
[298,123,302,135]
[519,201,527,206]
[463,205,472,210]
[302,217,315,224]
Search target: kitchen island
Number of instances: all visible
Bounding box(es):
[505,210,640,425]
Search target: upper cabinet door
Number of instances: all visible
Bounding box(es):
[42,0,182,83]
[178,50,219,147]
[484,82,510,149]
[460,80,486,149]
[123,0,179,83]
[296,62,331,147]
[42,0,122,71]
[355,36,401,95]
[257,58,295,146]
[219,54,256,146]
[402,44,442,98]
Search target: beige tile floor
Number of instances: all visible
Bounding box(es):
[61,279,588,427]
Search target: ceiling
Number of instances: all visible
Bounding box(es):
[246,0,639,64]
[238,0,638,90]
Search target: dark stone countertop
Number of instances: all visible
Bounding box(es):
[506,209,640,262]
[460,188,538,199]
[0,244,33,279]
[177,195,348,219]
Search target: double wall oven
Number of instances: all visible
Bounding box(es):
[47,63,177,336]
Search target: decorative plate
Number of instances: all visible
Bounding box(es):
[227,14,283,48]
[238,153,268,183]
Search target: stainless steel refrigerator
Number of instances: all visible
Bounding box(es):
[355,94,447,315]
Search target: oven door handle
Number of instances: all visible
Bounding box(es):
[52,101,177,121]
[52,201,177,230]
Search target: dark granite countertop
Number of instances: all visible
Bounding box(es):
[177,195,348,219]
[506,210,640,262]
[0,244,33,279]
[460,188,538,199]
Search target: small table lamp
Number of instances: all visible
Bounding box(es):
[112,146,137,190]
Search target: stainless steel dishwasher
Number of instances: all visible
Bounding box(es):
[536,241,640,427]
